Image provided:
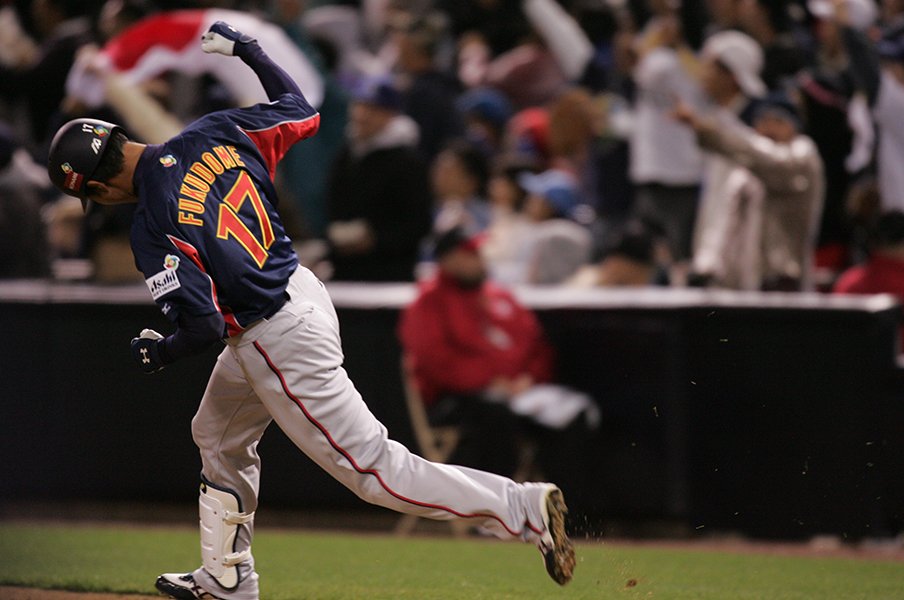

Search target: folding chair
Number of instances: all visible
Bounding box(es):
[395,355,469,537]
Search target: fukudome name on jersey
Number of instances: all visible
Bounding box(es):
[146,267,182,300]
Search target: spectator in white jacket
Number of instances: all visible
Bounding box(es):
[675,92,824,291]
[683,30,767,287]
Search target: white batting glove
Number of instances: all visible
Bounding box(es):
[200,21,256,56]
[138,328,164,341]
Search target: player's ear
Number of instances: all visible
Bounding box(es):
[86,181,111,203]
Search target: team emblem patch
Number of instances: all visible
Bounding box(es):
[160,154,177,168]
[163,254,180,270]
[61,162,72,174]
[93,126,109,137]
[146,268,181,300]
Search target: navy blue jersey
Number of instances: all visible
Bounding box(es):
[130,92,319,336]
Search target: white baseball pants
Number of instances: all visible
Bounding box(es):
[189,267,550,591]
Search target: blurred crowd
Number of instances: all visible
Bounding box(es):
[1,0,903,304]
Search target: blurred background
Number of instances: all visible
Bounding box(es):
[0,0,903,545]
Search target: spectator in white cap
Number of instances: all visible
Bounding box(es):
[681,30,767,287]
[699,30,767,122]
[674,91,824,291]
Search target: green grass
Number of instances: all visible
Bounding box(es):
[1,523,904,599]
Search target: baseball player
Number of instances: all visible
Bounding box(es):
[46,22,575,600]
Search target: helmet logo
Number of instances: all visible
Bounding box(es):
[61,162,72,174]
[80,123,108,136]
[64,171,84,192]
[160,154,177,168]
[80,123,109,154]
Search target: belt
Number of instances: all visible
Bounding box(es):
[223,291,290,344]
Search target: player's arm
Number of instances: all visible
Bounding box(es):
[200,21,320,179]
[201,21,303,102]
[130,236,228,374]
[130,312,224,374]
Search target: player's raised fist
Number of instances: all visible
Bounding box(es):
[200,21,256,56]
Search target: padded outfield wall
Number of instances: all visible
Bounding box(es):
[0,281,901,540]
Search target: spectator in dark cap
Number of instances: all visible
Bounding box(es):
[753,91,804,128]
[429,226,485,265]
[351,74,405,112]
[399,225,600,483]
[456,86,513,157]
[324,75,432,281]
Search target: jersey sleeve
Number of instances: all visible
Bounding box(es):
[133,229,224,324]
[229,93,320,181]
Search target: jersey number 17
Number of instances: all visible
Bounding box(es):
[216,170,275,268]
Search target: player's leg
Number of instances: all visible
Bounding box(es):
[234,267,575,584]
[156,347,271,600]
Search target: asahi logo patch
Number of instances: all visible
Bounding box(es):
[146,268,181,300]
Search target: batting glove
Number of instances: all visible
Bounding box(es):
[200,21,257,56]
[131,328,166,374]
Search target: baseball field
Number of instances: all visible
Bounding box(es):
[2,522,904,599]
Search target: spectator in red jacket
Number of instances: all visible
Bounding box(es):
[834,211,904,352]
[398,227,598,478]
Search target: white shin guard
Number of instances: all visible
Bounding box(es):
[199,481,254,590]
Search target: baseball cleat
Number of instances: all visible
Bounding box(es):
[155,572,224,599]
[537,486,576,585]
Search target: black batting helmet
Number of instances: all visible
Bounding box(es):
[47,118,126,207]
